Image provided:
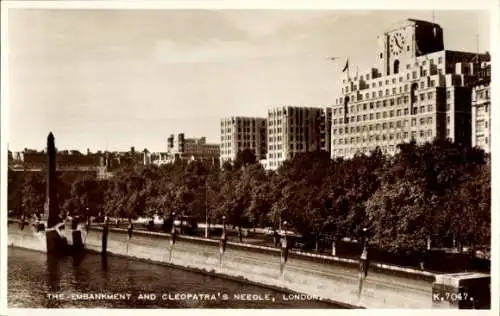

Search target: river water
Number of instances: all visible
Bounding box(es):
[7,247,340,308]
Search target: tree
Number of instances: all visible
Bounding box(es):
[234,149,257,169]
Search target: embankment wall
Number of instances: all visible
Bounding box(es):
[8,222,435,309]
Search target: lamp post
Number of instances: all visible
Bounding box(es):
[280,220,289,275]
[219,215,227,266]
[358,227,370,299]
[205,179,208,238]
[169,212,177,261]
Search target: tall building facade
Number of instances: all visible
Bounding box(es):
[166,133,220,163]
[331,19,490,158]
[266,106,330,170]
[220,116,267,166]
[471,83,491,153]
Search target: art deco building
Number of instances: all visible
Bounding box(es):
[471,66,491,153]
[219,116,267,166]
[331,19,490,158]
[266,106,330,170]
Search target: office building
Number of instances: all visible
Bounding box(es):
[331,19,490,158]
[166,133,220,163]
[220,116,267,166]
[266,106,330,170]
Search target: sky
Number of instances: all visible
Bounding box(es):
[5,8,491,152]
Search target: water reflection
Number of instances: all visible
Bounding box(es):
[46,255,61,293]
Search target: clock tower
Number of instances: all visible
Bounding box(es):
[377,19,444,76]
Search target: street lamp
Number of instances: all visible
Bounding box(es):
[219,215,227,265]
[205,179,209,238]
[280,220,289,274]
[169,212,177,262]
[357,227,370,299]
[360,227,369,279]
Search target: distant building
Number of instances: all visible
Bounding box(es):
[266,106,330,170]
[166,133,220,163]
[9,149,101,171]
[331,18,491,158]
[219,116,267,166]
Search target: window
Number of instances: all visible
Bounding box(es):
[390,110,394,117]
[404,108,409,115]
[438,57,443,64]
[430,80,435,87]
[376,112,381,119]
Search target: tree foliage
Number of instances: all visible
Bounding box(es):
[7,139,490,252]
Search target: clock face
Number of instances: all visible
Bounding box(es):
[390,32,406,56]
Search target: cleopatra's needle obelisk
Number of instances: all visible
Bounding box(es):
[44,132,68,254]
[46,132,59,229]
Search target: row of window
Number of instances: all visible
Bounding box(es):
[333,129,434,145]
[333,105,435,125]
[343,72,440,97]
[333,146,396,156]
[268,152,283,159]
[220,119,264,126]
[335,93,437,115]
[340,79,439,104]
[473,89,491,101]
[343,56,443,85]
[333,116,435,135]
[475,120,489,130]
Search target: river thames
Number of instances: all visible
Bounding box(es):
[7,247,340,308]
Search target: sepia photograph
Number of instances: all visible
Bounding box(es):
[1,0,496,313]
